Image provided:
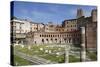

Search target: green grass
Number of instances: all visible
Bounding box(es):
[87,51,97,61]
[14,55,34,66]
[69,55,80,63]
[14,45,65,55]
[40,54,65,63]
[13,44,97,64]
[14,45,65,63]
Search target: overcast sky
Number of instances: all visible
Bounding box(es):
[11,1,97,24]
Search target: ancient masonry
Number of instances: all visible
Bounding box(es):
[11,8,97,48]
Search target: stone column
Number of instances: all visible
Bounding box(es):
[21,40,23,45]
[66,39,68,43]
[65,45,69,63]
[70,38,72,44]
[80,27,86,62]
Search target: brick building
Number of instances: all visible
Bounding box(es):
[11,8,97,49]
[77,9,97,48]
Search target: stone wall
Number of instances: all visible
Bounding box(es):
[26,31,81,45]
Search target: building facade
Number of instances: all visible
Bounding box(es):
[26,31,81,45]
[62,19,78,32]
[77,9,97,48]
[11,8,97,49]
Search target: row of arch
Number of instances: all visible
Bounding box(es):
[34,38,80,44]
[40,34,80,38]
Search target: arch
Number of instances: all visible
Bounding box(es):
[46,39,49,43]
[55,38,57,43]
[40,35,41,37]
[46,39,48,41]
[51,35,52,37]
[69,38,71,43]
[42,39,44,43]
[51,38,53,41]
[35,41,36,44]
[59,40,61,44]
[64,38,66,43]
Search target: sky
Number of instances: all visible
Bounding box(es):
[11,1,97,24]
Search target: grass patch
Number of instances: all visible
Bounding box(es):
[14,45,65,63]
[69,55,80,63]
[87,51,97,61]
[41,54,65,63]
[14,55,34,66]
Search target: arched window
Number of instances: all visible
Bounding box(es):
[71,25,72,27]
[46,39,48,41]
[58,35,59,37]
[69,38,71,43]
[67,35,68,37]
[42,39,44,43]
[64,38,66,43]
[60,35,61,37]
[59,40,61,43]
[51,35,52,37]
[47,35,48,37]
[49,35,50,37]
[40,35,41,37]
[45,35,46,37]
[35,41,36,44]
[55,39,57,42]
[53,35,54,37]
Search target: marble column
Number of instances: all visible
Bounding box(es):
[80,27,86,62]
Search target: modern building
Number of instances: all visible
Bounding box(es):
[11,18,25,44]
